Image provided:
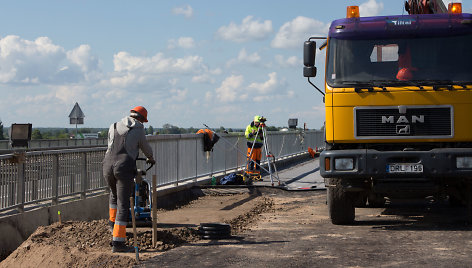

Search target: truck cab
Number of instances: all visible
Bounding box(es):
[304,3,472,224]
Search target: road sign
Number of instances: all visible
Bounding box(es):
[69,102,84,124]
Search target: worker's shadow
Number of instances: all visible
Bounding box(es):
[220,187,262,210]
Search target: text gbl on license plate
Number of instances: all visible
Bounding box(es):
[387,163,423,173]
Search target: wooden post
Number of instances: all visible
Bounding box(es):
[130,197,139,262]
[152,175,158,247]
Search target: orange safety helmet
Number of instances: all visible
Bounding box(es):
[396,68,414,81]
[130,106,148,122]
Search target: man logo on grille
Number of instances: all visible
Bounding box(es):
[381,115,424,124]
[396,125,410,135]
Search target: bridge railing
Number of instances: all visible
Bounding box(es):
[0,138,108,150]
[0,130,323,214]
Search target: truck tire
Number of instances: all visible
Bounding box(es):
[327,178,355,225]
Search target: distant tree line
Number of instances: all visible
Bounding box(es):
[0,123,291,141]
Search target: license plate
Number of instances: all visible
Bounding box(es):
[387,163,423,173]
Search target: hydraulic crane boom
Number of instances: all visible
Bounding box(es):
[405,0,447,14]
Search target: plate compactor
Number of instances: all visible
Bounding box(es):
[128,158,154,227]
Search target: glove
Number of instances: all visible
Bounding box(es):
[146,158,156,165]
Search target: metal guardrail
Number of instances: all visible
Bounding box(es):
[0,130,324,214]
[0,138,108,151]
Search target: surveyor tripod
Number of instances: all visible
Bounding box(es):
[245,123,280,186]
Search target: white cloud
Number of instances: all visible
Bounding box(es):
[108,51,207,87]
[169,88,188,102]
[66,44,99,73]
[0,35,99,84]
[192,74,213,84]
[14,91,55,105]
[54,85,88,104]
[274,55,299,68]
[172,5,193,18]
[215,75,246,102]
[216,16,273,43]
[227,48,261,67]
[246,72,292,103]
[205,91,213,101]
[169,78,178,86]
[113,52,204,73]
[248,72,278,94]
[271,16,328,49]
[360,0,384,16]
[168,37,196,49]
[92,88,126,101]
[191,68,221,84]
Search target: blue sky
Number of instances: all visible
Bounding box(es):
[0,0,468,129]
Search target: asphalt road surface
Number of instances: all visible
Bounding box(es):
[137,159,472,268]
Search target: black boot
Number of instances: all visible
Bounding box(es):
[112,241,135,253]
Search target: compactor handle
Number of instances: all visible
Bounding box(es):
[136,157,155,171]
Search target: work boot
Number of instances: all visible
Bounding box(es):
[112,241,135,253]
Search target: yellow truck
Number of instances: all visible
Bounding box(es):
[304,1,472,224]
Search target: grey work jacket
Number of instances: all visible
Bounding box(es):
[106,116,154,160]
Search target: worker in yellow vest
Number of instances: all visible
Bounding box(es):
[245,115,266,179]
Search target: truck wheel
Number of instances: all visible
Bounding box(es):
[327,178,355,225]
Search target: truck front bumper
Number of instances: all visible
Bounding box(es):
[320,148,472,179]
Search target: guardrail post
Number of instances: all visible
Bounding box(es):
[32,160,39,201]
[224,138,227,175]
[175,139,179,187]
[16,162,25,213]
[211,148,214,177]
[194,138,198,183]
[52,154,59,205]
[80,152,87,199]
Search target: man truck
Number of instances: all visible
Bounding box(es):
[304,1,472,224]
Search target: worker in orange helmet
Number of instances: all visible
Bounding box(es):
[245,115,266,179]
[103,106,155,253]
[396,46,417,81]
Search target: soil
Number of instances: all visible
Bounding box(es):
[0,190,274,268]
[135,190,472,267]
[4,185,472,267]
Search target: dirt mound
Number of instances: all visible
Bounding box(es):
[226,196,274,233]
[1,194,274,268]
[0,220,136,268]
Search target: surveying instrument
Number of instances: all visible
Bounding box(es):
[244,117,280,186]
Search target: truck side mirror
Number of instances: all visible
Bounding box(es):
[303,41,317,77]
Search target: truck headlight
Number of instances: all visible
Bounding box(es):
[456,156,472,169]
[334,158,354,170]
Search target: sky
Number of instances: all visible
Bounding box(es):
[0,0,469,130]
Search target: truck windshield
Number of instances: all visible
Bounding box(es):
[326,34,472,88]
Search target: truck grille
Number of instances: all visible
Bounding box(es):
[355,106,453,139]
